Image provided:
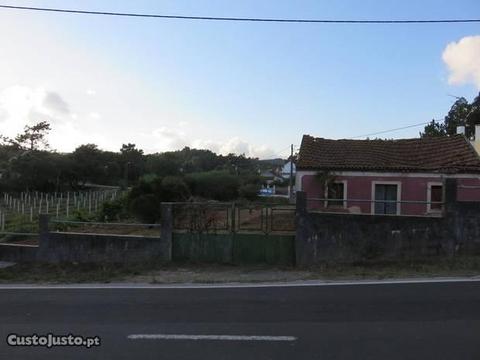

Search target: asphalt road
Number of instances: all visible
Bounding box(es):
[0,280,479,360]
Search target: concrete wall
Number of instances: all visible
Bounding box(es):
[298,172,480,216]
[295,179,480,266]
[0,243,38,262]
[37,232,169,263]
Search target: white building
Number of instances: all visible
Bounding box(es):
[280,161,296,179]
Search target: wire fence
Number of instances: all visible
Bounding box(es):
[0,196,297,240]
[170,202,296,234]
[49,220,161,237]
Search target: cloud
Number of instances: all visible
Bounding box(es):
[442,35,480,89]
[140,127,276,158]
[49,120,115,152]
[0,84,279,158]
[0,85,115,152]
[142,127,187,152]
[0,86,70,137]
[193,136,275,158]
[43,91,70,114]
[89,112,101,119]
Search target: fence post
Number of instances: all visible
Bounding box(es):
[160,203,173,262]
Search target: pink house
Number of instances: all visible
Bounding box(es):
[295,134,480,216]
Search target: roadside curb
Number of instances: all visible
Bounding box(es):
[1,276,480,289]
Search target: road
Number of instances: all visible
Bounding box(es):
[0,280,479,359]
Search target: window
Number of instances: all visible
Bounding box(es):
[326,182,345,207]
[428,183,443,212]
[374,183,399,215]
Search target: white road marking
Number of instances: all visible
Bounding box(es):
[0,277,479,289]
[127,334,297,342]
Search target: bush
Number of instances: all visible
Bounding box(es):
[238,183,260,201]
[186,171,240,201]
[160,176,190,201]
[129,194,160,223]
[98,195,129,222]
[71,208,96,222]
[129,180,154,199]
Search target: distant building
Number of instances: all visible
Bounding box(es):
[280,160,296,179]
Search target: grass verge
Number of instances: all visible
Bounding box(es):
[0,256,479,284]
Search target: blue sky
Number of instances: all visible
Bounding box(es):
[0,0,478,158]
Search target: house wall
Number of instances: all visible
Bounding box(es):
[297,170,480,216]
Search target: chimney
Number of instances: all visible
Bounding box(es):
[456,126,466,135]
[473,124,480,155]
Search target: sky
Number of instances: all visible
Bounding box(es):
[0,0,479,159]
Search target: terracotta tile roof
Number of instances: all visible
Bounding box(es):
[297,134,480,174]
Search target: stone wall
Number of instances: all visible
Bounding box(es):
[295,179,480,266]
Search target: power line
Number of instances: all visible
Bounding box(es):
[349,121,431,139]
[0,4,479,24]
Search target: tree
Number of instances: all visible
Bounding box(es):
[12,121,51,150]
[7,151,59,191]
[120,143,144,157]
[421,93,480,138]
[120,143,145,184]
[70,144,105,186]
[444,97,472,136]
[419,119,446,138]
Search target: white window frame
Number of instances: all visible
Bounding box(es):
[371,181,402,215]
[427,182,444,213]
[324,180,347,208]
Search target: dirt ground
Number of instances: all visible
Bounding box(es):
[127,265,314,284]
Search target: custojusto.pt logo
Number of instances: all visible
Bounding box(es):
[6,333,101,348]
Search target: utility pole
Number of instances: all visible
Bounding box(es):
[289,144,294,202]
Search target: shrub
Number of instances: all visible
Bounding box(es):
[186,171,240,201]
[160,176,190,201]
[129,180,154,200]
[129,194,160,223]
[98,195,129,222]
[71,208,96,222]
[238,183,260,201]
